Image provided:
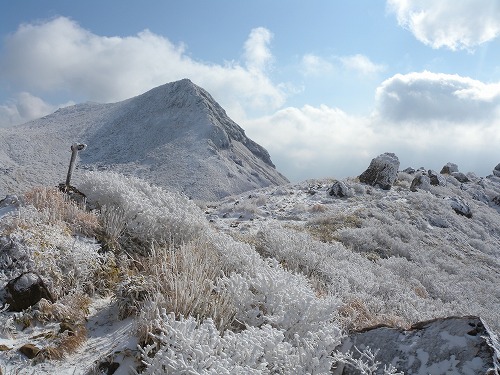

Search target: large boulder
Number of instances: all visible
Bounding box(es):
[410,173,431,192]
[493,163,500,178]
[328,180,350,198]
[445,196,472,218]
[4,272,55,312]
[451,171,469,183]
[359,153,400,190]
[428,170,447,186]
[440,162,459,174]
[333,316,499,375]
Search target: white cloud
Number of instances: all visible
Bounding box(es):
[375,71,500,123]
[387,0,500,50]
[338,54,385,75]
[300,54,334,76]
[0,92,73,128]
[0,17,286,126]
[244,71,500,181]
[243,27,274,73]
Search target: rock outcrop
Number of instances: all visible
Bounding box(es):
[359,153,400,190]
[445,196,473,218]
[410,173,431,192]
[494,163,500,178]
[334,316,499,375]
[440,162,459,175]
[4,272,55,312]
[328,180,350,198]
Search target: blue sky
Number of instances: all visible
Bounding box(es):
[1,1,500,181]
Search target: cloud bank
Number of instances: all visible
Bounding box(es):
[0,17,285,126]
[387,0,500,50]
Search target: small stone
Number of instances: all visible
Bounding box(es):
[0,344,12,351]
[19,343,41,359]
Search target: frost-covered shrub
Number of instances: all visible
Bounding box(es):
[140,310,341,374]
[79,171,208,246]
[220,258,341,340]
[1,205,111,298]
[129,240,235,331]
[23,186,99,237]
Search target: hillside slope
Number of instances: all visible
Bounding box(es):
[0,164,499,373]
[0,79,288,200]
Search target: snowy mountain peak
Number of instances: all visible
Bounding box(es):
[0,80,288,200]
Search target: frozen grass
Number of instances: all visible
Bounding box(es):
[1,170,499,373]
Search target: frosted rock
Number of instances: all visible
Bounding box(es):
[445,196,472,218]
[4,272,55,312]
[334,316,499,375]
[493,163,500,177]
[359,153,400,190]
[410,173,431,192]
[428,169,446,186]
[451,171,469,183]
[328,180,349,197]
[440,162,459,174]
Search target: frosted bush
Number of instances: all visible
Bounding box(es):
[220,258,341,340]
[79,171,208,246]
[1,204,109,298]
[141,309,341,374]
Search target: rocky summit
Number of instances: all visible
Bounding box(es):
[0,79,288,201]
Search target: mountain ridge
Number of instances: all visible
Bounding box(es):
[0,79,288,200]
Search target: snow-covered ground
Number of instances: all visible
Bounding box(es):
[1,167,499,374]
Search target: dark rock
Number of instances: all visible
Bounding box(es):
[4,272,55,312]
[492,196,500,206]
[402,167,415,174]
[428,170,446,186]
[59,321,77,334]
[0,195,21,210]
[328,180,349,197]
[445,196,472,218]
[58,183,87,206]
[98,361,120,375]
[493,163,500,178]
[359,153,400,190]
[334,316,499,375]
[410,174,431,192]
[19,343,41,359]
[451,172,469,183]
[440,162,459,174]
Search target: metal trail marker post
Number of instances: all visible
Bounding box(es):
[65,143,86,188]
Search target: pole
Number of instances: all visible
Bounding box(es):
[65,143,86,187]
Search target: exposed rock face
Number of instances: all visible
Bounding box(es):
[334,316,499,375]
[4,272,55,312]
[410,173,431,192]
[494,163,500,177]
[428,169,447,186]
[445,196,473,218]
[359,153,400,190]
[440,162,459,174]
[328,180,350,197]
